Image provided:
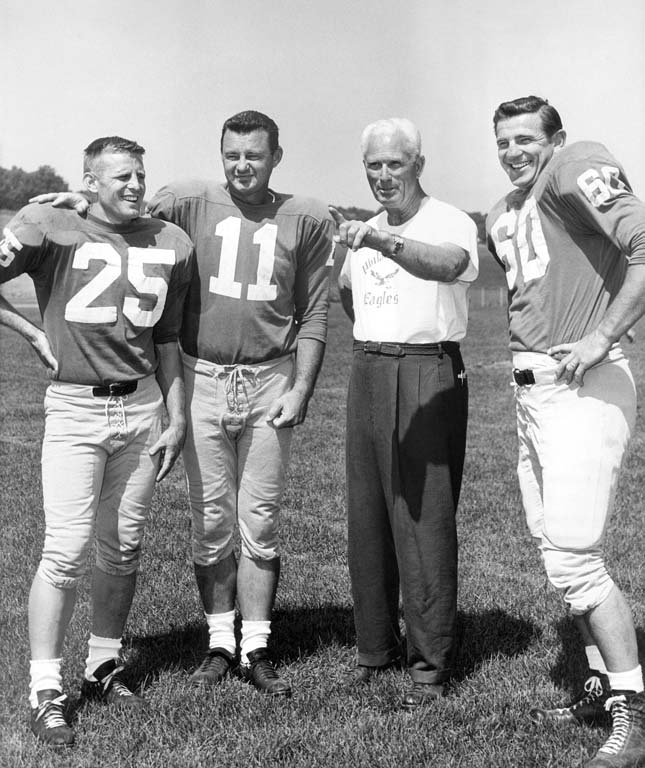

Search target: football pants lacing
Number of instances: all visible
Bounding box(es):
[104,395,128,439]
[218,366,256,439]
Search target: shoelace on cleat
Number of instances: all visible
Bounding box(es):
[109,678,134,697]
[100,666,133,697]
[572,675,604,709]
[599,696,630,755]
[36,695,68,728]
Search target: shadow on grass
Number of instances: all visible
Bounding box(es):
[453,608,540,683]
[548,617,645,693]
[124,604,355,686]
[124,605,539,690]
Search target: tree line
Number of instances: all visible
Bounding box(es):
[0,165,68,210]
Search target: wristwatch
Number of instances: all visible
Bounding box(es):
[389,235,404,258]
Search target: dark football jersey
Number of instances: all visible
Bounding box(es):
[486,141,645,353]
[148,182,334,365]
[0,204,194,384]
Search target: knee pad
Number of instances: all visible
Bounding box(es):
[95,543,141,577]
[191,537,235,567]
[238,512,279,561]
[36,559,85,589]
[540,544,614,615]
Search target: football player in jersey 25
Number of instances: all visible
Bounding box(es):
[31,111,334,698]
[486,96,645,768]
[0,137,194,747]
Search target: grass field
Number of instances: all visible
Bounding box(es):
[2,266,645,767]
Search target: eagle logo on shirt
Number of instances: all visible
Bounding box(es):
[369,266,399,288]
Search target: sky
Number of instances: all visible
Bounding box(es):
[3,0,644,213]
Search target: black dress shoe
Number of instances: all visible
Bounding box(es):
[243,649,291,697]
[351,665,377,684]
[401,682,445,710]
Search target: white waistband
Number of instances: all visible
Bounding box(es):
[182,351,293,376]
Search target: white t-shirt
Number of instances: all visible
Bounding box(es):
[339,196,478,343]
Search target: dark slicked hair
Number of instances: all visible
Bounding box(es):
[220,110,280,152]
[83,136,145,173]
[493,96,563,138]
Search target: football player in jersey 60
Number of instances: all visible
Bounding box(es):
[0,137,194,747]
[486,96,645,768]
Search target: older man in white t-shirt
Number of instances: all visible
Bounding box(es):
[331,118,478,710]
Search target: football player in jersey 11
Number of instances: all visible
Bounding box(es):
[0,137,194,747]
[148,110,334,696]
[486,96,645,767]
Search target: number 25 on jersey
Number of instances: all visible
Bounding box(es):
[64,242,175,327]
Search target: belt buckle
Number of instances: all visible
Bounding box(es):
[513,368,536,386]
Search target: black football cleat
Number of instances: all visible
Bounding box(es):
[189,648,234,686]
[242,648,291,697]
[531,672,609,725]
[30,689,74,748]
[585,690,645,767]
[82,659,145,707]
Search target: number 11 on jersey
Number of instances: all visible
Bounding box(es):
[209,216,278,301]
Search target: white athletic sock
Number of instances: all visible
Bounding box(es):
[607,664,644,694]
[205,609,236,656]
[84,634,122,681]
[240,620,271,666]
[29,658,63,708]
[585,645,608,675]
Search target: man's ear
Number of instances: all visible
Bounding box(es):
[83,171,98,194]
[415,154,426,177]
[272,146,283,169]
[552,129,567,151]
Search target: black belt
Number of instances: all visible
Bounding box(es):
[512,368,536,386]
[353,341,459,357]
[92,381,138,397]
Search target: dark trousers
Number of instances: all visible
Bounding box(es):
[346,344,468,684]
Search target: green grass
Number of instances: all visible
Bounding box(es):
[2,299,645,767]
